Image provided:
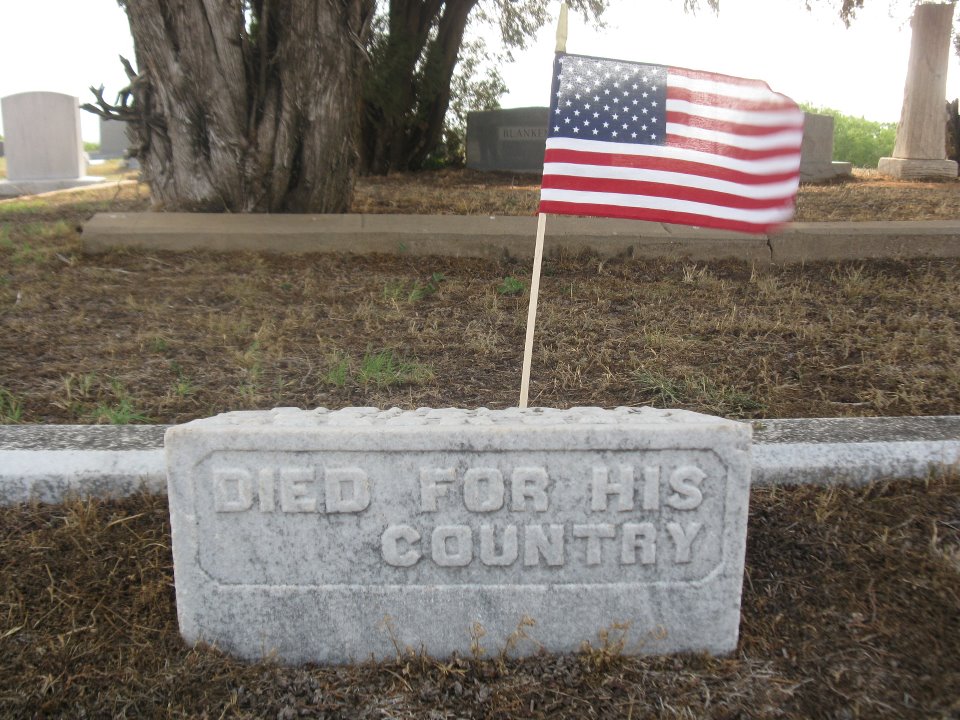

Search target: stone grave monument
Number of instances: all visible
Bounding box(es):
[0,91,105,198]
[878,2,959,179]
[96,117,139,169]
[97,118,130,160]
[468,107,852,182]
[800,113,853,182]
[166,405,751,663]
[466,107,550,173]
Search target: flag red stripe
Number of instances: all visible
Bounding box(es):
[541,175,795,210]
[543,148,798,184]
[666,86,794,112]
[665,135,799,161]
[666,110,801,137]
[538,200,788,234]
[668,66,771,88]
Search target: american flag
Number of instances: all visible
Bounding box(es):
[539,52,804,234]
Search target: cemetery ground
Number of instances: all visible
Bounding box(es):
[1,170,959,717]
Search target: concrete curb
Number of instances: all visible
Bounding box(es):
[1,416,957,505]
[81,213,960,264]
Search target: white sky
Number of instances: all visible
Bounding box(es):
[0,0,957,142]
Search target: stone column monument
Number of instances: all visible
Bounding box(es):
[878,2,959,179]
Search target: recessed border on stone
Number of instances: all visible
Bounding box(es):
[165,406,751,664]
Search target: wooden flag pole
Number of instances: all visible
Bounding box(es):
[519,2,567,409]
[519,212,547,408]
[555,1,568,53]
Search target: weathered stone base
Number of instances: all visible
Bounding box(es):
[800,161,853,183]
[0,176,107,198]
[165,406,751,663]
[877,157,958,180]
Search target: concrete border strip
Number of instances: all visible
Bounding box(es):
[1,416,957,505]
[80,213,960,264]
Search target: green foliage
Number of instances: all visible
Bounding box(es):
[0,388,24,424]
[325,353,351,388]
[426,38,507,169]
[408,272,445,301]
[83,141,100,153]
[497,276,525,296]
[384,272,445,302]
[324,349,432,388]
[357,350,432,387]
[801,103,897,168]
[363,0,608,173]
[632,368,764,417]
[92,380,150,424]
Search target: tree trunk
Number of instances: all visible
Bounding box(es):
[360,0,478,174]
[108,0,374,212]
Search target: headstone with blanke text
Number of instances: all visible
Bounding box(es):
[165,406,751,663]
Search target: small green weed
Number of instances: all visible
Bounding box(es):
[633,369,684,405]
[10,241,44,266]
[357,350,432,388]
[325,353,351,388]
[92,396,149,425]
[408,272,444,301]
[497,276,525,296]
[633,368,764,417]
[0,388,23,423]
[173,379,195,398]
[91,379,149,424]
[0,199,49,216]
[384,273,445,303]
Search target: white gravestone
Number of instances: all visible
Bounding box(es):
[0,91,104,197]
[878,2,959,179]
[166,406,751,663]
[800,113,852,182]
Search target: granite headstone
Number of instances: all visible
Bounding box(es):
[466,107,549,173]
[166,406,752,663]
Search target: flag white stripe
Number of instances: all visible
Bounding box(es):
[667,72,786,103]
[545,137,802,175]
[543,162,800,199]
[666,123,804,150]
[665,99,805,127]
[540,188,795,224]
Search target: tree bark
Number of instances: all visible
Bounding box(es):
[360,0,479,174]
[97,0,374,212]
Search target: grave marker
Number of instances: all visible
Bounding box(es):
[800,113,852,182]
[466,107,550,173]
[166,406,751,663]
[0,91,104,197]
[97,118,130,160]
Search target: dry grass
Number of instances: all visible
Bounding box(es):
[2,172,960,717]
[1,178,959,423]
[352,167,960,222]
[1,176,959,424]
[0,476,957,718]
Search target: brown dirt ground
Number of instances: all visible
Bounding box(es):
[1,170,959,718]
[1,477,958,718]
[1,172,960,424]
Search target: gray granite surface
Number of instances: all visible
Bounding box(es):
[165,407,752,662]
[751,416,960,444]
[0,424,167,450]
[2,414,958,506]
